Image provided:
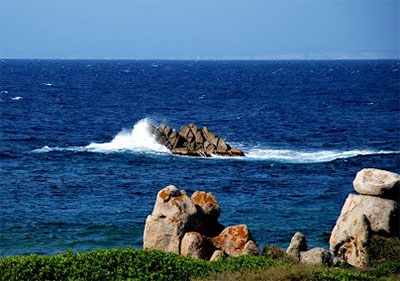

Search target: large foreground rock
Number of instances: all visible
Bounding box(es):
[143,185,259,260]
[353,168,400,199]
[152,123,245,157]
[329,168,400,267]
[143,185,197,253]
[329,194,399,267]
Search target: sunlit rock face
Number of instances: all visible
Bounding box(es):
[143,185,259,260]
[329,168,400,268]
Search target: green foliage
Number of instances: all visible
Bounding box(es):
[312,269,377,281]
[195,265,386,281]
[0,249,275,281]
[262,245,288,260]
[371,261,400,278]
[0,248,211,281]
[1,247,399,281]
[367,236,400,266]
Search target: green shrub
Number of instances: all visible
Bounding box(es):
[1,247,399,281]
[371,261,400,278]
[194,264,315,281]
[262,245,288,260]
[195,265,382,281]
[0,249,279,281]
[367,236,400,266]
[312,269,377,281]
[0,248,212,281]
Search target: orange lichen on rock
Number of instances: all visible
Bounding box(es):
[211,224,251,256]
[144,185,259,260]
[192,191,217,206]
[191,191,220,219]
[159,189,171,202]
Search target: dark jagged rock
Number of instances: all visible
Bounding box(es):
[151,123,245,157]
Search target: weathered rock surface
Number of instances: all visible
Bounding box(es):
[211,225,260,257]
[300,247,332,266]
[180,231,214,260]
[329,168,400,267]
[353,168,400,199]
[333,194,398,236]
[143,185,259,260]
[329,194,399,267]
[286,232,331,266]
[143,185,197,253]
[243,240,261,256]
[152,123,245,157]
[210,250,226,261]
[331,214,371,267]
[191,190,224,237]
[191,190,220,220]
[286,232,307,260]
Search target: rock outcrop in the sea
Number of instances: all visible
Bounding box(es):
[151,123,245,157]
[329,168,400,267]
[143,185,259,260]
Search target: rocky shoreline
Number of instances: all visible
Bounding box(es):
[143,168,399,267]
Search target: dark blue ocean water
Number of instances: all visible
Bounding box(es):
[0,59,399,257]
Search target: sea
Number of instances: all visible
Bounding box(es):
[0,59,399,257]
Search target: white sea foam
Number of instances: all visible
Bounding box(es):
[33,145,52,153]
[11,96,23,101]
[244,148,397,163]
[32,118,398,163]
[32,145,85,153]
[33,119,169,155]
[85,118,169,153]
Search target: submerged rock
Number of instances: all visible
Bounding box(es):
[151,123,245,157]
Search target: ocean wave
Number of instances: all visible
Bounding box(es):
[243,148,398,163]
[33,118,170,154]
[85,118,169,153]
[32,118,399,163]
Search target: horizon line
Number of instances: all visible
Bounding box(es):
[1,51,399,61]
[1,56,399,61]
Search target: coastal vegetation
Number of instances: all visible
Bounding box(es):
[2,168,398,280]
[1,243,399,281]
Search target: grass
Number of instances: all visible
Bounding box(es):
[0,246,399,281]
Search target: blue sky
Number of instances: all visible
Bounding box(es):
[1,0,399,59]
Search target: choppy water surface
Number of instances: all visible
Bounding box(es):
[1,59,399,256]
